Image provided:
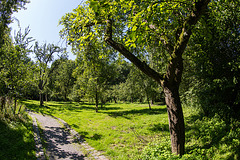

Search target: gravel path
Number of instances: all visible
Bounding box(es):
[28,111,108,160]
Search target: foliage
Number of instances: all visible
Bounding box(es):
[0,27,33,114]
[0,0,29,48]
[0,98,36,159]
[139,113,240,160]
[48,58,76,101]
[181,0,240,119]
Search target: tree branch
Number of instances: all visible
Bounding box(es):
[104,19,163,83]
[165,0,210,83]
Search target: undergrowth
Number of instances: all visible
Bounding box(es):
[139,108,240,160]
[0,99,36,159]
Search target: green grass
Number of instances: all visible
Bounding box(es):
[23,100,240,160]
[0,105,36,159]
[23,100,169,159]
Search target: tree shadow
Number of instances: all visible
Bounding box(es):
[77,131,89,139]
[78,105,122,111]
[148,123,169,132]
[89,133,102,140]
[43,126,85,159]
[0,119,36,159]
[100,107,166,119]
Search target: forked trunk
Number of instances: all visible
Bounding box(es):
[163,85,185,156]
[103,1,210,155]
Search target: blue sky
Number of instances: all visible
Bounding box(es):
[10,0,82,60]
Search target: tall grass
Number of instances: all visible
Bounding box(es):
[0,97,36,159]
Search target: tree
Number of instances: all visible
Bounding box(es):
[33,42,64,106]
[0,0,28,49]
[0,26,33,114]
[60,0,210,155]
[72,38,114,112]
[48,58,76,101]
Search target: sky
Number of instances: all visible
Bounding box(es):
[9,0,82,60]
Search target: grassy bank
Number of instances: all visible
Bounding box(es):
[0,104,36,159]
[23,100,240,159]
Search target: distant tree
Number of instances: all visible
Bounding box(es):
[73,40,113,112]
[48,58,76,101]
[33,42,64,106]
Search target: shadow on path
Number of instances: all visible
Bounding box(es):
[43,126,85,160]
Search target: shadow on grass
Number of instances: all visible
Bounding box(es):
[184,112,240,159]
[100,107,166,119]
[78,105,122,111]
[148,123,169,132]
[22,102,47,112]
[22,102,83,116]
[90,133,102,140]
[76,131,103,141]
[23,101,122,115]
[0,119,36,159]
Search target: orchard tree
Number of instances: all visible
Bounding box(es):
[73,38,114,112]
[60,0,210,155]
[48,58,76,101]
[33,42,64,106]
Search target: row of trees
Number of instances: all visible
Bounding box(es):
[0,25,162,110]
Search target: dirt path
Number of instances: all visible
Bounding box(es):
[28,111,108,160]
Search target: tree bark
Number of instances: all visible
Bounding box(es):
[95,91,98,112]
[45,93,48,102]
[40,93,44,106]
[163,84,185,155]
[147,96,151,110]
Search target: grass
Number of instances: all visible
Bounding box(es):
[23,100,169,159]
[0,104,36,159]
[23,100,240,159]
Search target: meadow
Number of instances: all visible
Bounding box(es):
[23,100,240,160]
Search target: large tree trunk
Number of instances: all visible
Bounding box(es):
[163,85,185,155]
